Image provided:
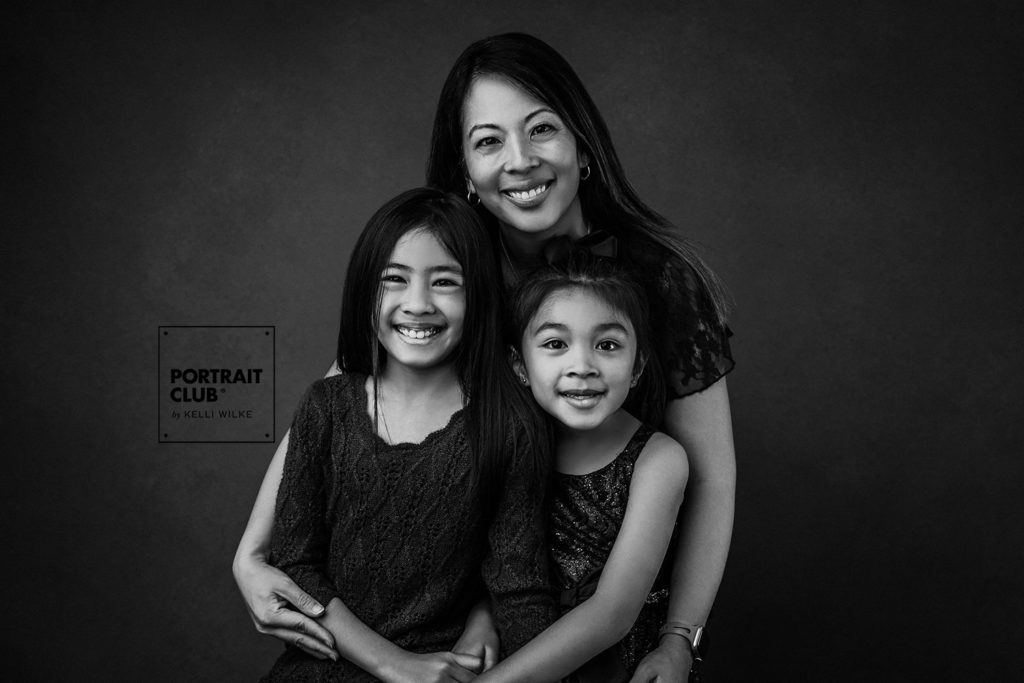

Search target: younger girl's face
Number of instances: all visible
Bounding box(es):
[517,288,638,433]
[462,76,588,242]
[376,228,466,373]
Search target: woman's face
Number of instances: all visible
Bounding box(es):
[462,76,588,242]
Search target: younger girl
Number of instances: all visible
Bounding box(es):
[262,188,555,682]
[475,253,690,683]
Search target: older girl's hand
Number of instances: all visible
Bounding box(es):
[381,651,483,683]
[232,552,337,660]
[628,637,693,683]
[452,598,500,671]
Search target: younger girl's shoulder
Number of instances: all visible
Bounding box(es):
[633,430,688,484]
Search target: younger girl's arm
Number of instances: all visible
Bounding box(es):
[629,380,735,682]
[476,433,689,683]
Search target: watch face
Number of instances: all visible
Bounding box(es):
[690,625,705,652]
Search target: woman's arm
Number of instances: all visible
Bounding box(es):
[232,364,343,659]
[630,378,735,682]
[477,434,688,683]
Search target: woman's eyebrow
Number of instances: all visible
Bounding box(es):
[466,108,556,136]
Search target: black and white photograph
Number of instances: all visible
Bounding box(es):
[5,1,1021,680]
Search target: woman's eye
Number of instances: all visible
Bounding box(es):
[381,274,405,284]
[475,136,501,149]
[433,278,462,288]
[532,122,556,136]
[541,339,567,350]
[596,340,621,351]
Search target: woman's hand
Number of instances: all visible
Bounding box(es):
[232,552,337,660]
[380,651,483,683]
[452,599,500,672]
[628,636,693,683]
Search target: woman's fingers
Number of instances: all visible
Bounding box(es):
[276,580,326,618]
[280,608,336,650]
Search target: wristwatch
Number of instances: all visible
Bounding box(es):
[658,621,704,661]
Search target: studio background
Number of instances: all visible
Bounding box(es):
[5,1,1022,680]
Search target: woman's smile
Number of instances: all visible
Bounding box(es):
[502,180,553,207]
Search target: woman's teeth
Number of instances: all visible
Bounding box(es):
[397,326,440,339]
[506,183,549,200]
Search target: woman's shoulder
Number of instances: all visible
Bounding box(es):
[617,233,735,398]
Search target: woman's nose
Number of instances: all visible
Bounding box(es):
[503,134,538,173]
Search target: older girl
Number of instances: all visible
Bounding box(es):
[258,188,554,682]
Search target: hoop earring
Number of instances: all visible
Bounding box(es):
[580,165,591,181]
[467,190,481,206]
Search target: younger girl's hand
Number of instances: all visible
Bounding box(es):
[382,651,483,683]
[452,600,500,671]
[232,553,337,660]
[628,637,693,683]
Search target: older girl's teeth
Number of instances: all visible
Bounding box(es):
[398,326,439,339]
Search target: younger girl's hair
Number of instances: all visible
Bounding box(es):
[427,32,729,328]
[508,251,666,426]
[337,187,548,503]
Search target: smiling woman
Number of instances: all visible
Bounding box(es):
[463,76,589,247]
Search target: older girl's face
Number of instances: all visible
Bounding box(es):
[462,76,588,243]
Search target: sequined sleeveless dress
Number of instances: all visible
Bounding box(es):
[548,423,679,681]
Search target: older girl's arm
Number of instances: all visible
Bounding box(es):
[630,378,735,682]
[476,433,688,683]
[232,364,343,658]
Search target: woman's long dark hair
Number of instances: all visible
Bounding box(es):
[427,32,729,328]
[337,187,548,503]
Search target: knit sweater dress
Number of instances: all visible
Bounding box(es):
[263,374,556,681]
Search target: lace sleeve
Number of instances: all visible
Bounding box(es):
[627,243,735,400]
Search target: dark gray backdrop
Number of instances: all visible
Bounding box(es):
[5,1,1022,680]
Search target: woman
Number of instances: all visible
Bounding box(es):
[235,33,735,682]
